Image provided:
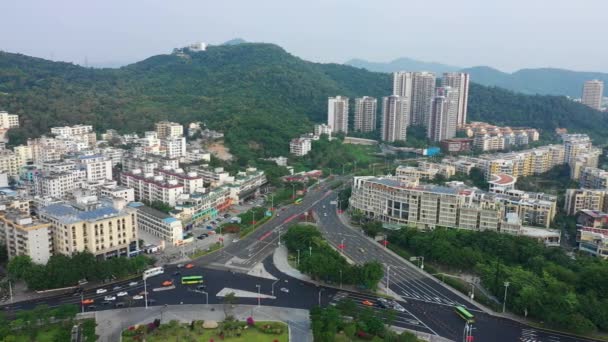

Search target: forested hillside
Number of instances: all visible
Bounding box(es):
[0,43,606,165]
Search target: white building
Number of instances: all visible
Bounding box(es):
[184,149,211,164]
[155,121,183,139]
[0,111,19,129]
[120,170,184,206]
[100,184,135,202]
[76,154,113,182]
[582,80,604,111]
[327,96,349,134]
[0,211,52,264]
[128,202,184,245]
[411,72,436,126]
[314,124,332,138]
[161,136,187,159]
[50,125,93,136]
[290,138,312,156]
[381,95,410,142]
[427,86,458,142]
[35,170,86,198]
[354,96,377,133]
[442,73,470,126]
[156,167,204,194]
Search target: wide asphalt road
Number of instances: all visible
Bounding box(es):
[313,190,597,342]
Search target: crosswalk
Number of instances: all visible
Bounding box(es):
[520,329,561,342]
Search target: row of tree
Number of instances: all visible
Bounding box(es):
[388,227,608,334]
[7,252,153,290]
[283,225,383,290]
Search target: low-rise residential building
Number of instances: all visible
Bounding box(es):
[577,209,608,229]
[0,111,19,129]
[184,149,211,164]
[0,150,25,178]
[580,167,608,189]
[395,162,455,181]
[290,137,312,156]
[76,154,113,182]
[459,122,539,152]
[577,226,608,258]
[120,170,184,206]
[99,147,125,166]
[350,176,558,234]
[34,170,86,198]
[100,184,135,202]
[155,121,183,139]
[0,210,53,264]
[122,154,180,174]
[128,202,183,245]
[174,187,233,224]
[155,167,204,194]
[314,124,333,137]
[440,138,473,154]
[39,196,138,258]
[487,174,517,193]
[160,136,186,159]
[194,166,234,188]
[564,189,608,216]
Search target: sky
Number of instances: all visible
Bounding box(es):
[1,0,606,72]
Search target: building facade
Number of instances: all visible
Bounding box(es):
[582,80,604,110]
[0,211,53,264]
[381,95,410,142]
[290,138,312,156]
[354,96,377,133]
[327,96,349,134]
[441,73,470,126]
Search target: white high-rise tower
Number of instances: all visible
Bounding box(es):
[354,97,377,133]
[327,96,350,134]
[442,73,470,126]
[381,95,410,142]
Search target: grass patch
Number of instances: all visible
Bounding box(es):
[122,320,288,342]
[2,319,96,342]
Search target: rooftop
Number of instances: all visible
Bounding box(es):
[40,202,122,224]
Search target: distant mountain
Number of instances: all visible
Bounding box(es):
[462,66,608,97]
[1,43,607,164]
[222,38,247,46]
[346,57,460,74]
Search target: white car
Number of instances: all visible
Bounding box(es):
[132,295,144,300]
[232,239,239,243]
[324,213,327,217]
[96,288,107,294]
[117,291,128,297]
[280,287,289,293]
[128,281,138,287]
[104,295,116,301]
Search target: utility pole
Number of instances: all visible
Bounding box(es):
[271,280,279,296]
[339,269,343,289]
[256,284,261,307]
[144,277,148,309]
[386,265,391,296]
[318,288,324,306]
[502,281,510,313]
[309,245,312,257]
[8,280,13,303]
[297,249,300,265]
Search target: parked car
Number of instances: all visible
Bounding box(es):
[115,303,125,308]
[96,288,107,294]
[197,235,206,240]
[133,295,144,300]
[177,264,184,268]
[104,295,116,301]
[128,281,138,287]
[113,285,122,291]
[81,299,94,305]
[87,305,97,310]
[117,291,128,297]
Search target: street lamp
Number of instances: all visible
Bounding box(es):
[291,183,296,199]
[144,276,149,310]
[502,281,510,313]
[309,245,312,257]
[410,256,424,270]
[256,284,261,307]
[318,288,324,306]
[297,249,301,266]
[385,264,391,296]
[271,280,279,296]
[202,291,209,305]
[339,270,343,289]
[470,283,475,300]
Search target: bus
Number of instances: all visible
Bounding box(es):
[143,267,164,280]
[454,306,475,323]
[294,198,303,205]
[181,276,204,285]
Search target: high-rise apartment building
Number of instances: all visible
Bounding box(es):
[427,87,458,142]
[582,80,604,110]
[564,189,608,216]
[354,97,377,133]
[381,95,410,142]
[327,96,349,134]
[155,121,184,139]
[411,72,436,126]
[393,72,413,98]
[442,73,470,126]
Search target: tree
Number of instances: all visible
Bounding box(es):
[7,255,33,279]
[222,292,237,318]
[362,221,383,238]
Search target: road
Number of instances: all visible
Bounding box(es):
[313,191,596,342]
[1,178,599,342]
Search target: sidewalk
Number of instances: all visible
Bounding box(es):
[92,304,312,342]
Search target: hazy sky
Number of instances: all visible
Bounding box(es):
[1,0,606,72]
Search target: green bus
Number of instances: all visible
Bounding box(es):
[181,275,203,285]
[294,198,303,205]
[454,306,475,323]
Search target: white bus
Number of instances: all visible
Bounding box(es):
[143,267,164,280]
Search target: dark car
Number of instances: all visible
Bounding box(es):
[87,305,97,310]
[197,235,205,240]
[101,301,111,305]
[223,214,230,218]
[115,302,125,308]
[147,299,157,305]
[196,284,207,290]
[201,233,209,237]
[173,271,181,276]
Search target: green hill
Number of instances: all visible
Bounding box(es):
[0,43,606,164]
